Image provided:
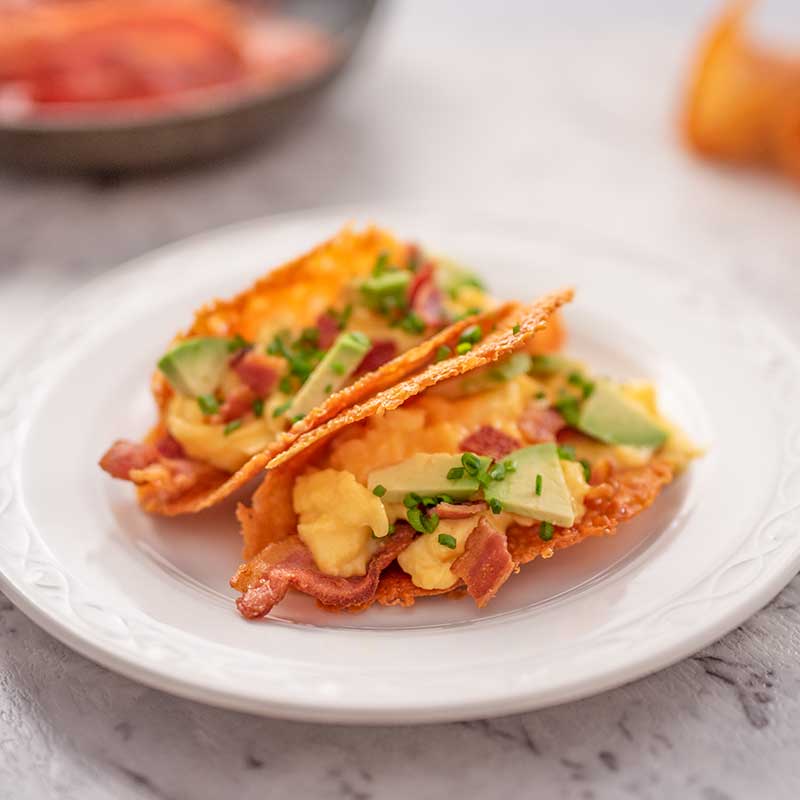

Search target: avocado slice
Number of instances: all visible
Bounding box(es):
[157,337,231,397]
[577,380,667,447]
[529,354,580,376]
[485,443,575,527]
[287,331,371,419]
[359,271,410,313]
[367,453,492,503]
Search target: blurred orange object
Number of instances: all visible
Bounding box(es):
[682,0,800,181]
[0,0,333,118]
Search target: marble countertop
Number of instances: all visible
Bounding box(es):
[2,2,800,798]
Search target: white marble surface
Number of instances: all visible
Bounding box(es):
[2,2,800,798]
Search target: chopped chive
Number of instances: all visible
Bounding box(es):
[331,361,345,376]
[488,462,507,481]
[227,333,250,352]
[438,533,457,549]
[372,251,390,276]
[324,383,333,394]
[387,523,396,535]
[435,345,452,362]
[400,311,425,334]
[540,521,554,541]
[300,327,320,347]
[422,512,440,534]
[252,398,264,418]
[458,324,482,345]
[512,324,520,335]
[455,342,472,355]
[372,484,387,498]
[580,459,592,482]
[488,498,503,514]
[557,444,577,461]
[437,493,454,504]
[289,413,305,425]
[197,394,219,415]
[447,466,465,480]
[406,507,425,533]
[223,419,242,436]
[535,473,543,496]
[461,452,482,474]
[272,400,291,418]
[535,390,547,400]
[554,394,581,426]
[279,376,293,394]
[503,459,517,474]
[421,495,438,507]
[403,492,422,509]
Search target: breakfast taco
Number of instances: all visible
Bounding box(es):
[230,288,700,619]
[99,225,533,515]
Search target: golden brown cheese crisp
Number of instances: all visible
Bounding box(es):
[113,226,511,516]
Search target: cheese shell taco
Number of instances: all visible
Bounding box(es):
[99,225,513,515]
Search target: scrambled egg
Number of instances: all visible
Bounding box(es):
[294,469,389,577]
[396,516,478,590]
[165,394,284,473]
[561,460,591,521]
[328,376,539,484]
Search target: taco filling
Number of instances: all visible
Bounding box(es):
[99,226,514,514]
[231,292,698,619]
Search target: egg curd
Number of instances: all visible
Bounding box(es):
[165,393,287,472]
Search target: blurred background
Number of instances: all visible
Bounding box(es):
[2,0,800,353]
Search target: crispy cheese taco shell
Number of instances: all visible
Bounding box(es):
[232,286,574,568]
[106,222,518,516]
[682,0,800,181]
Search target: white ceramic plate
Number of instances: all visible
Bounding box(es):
[1,210,799,724]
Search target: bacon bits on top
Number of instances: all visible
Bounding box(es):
[459,425,521,461]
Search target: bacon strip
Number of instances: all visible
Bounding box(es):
[408,261,446,326]
[213,385,256,423]
[316,311,340,349]
[518,403,565,443]
[235,524,416,619]
[99,439,159,479]
[433,500,488,519]
[355,339,398,376]
[459,425,520,460]
[451,517,516,608]
[233,351,281,396]
[155,433,185,459]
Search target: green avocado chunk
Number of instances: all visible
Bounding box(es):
[529,353,586,376]
[157,337,231,397]
[367,453,491,503]
[577,380,667,447]
[484,443,575,527]
[287,331,371,419]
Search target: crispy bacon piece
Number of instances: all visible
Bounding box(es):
[355,340,398,376]
[408,261,446,327]
[459,425,520,460]
[233,351,281,396]
[215,385,256,423]
[451,518,516,608]
[99,440,159,479]
[433,500,488,519]
[234,524,416,619]
[155,433,185,459]
[518,404,565,443]
[316,311,340,349]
